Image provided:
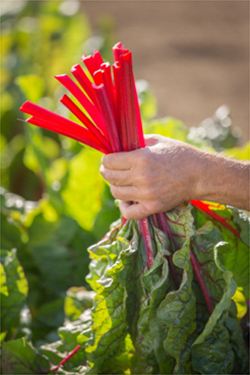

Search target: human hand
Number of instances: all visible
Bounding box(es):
[100,134,203,219]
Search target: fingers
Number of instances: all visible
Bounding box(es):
[119,201,150,220]
[110,185,139,202]
[102,146,151,171]
[102,152,133,170]
[99,166,132,186]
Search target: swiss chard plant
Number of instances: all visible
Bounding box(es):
[1,43,249,374]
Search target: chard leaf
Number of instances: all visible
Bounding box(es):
[85,221,133,373]
[64,287,95,322]
[191,227,248,374]
[2,338,50,374]
[194,205,250,298]
[156,206,197,374]
[230,206,250,246]
[0,249,28,340]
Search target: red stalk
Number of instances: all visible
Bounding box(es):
[20,101,92,136]
[20,101,107,153]
[93,50,104,67]
[120,52,140,151]
[93,69,104,86]
[100,63,117,124]
[92,83,121,153]
[54,74,106,132]
[140,218,154,268]
[113,62,128,151]
[50,345,81,372]
[112,42,129,63]
[60,94,111,152]
[81,55,99,78]
[70,64,97,105]
[133,80,145,148]
[190,250,213,315]
[190,200,240,238]
[26,117,108,154]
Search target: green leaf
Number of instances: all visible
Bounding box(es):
[2,338,50,374]
[61,148,104,231]
[194,205,250,299]
[0,249,28,340]
[86,247,129,371]
[230,206,250,246]
[191,229,248,374]
[64,287,95,322]
[27,213,92,294]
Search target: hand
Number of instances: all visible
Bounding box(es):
[100,134,203,219]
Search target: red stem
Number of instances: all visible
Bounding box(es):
[140,218,154,268]
[113,62,128,151]
[93,50,104,67]
[26,117,108,154]
[190,249,213,315]
[92,83,121,152]
[20,101,106,150]
[120,52,140,151]
[70,64,97,105]
[60,94,111,151]
[50,345,81,372]
[54,74,106,132]
[82,55,99,78]
[112,42,129,62]
[191,200,240,238]
[100,62,117,124]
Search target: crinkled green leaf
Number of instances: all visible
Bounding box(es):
[191,229,248,374]
[194,205,250,298]
[64,287,95,322]
[0,249,28,340]
[230,206,250,246]
[155,206,197,374]
[85,225,130,373]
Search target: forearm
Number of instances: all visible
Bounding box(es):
[195,151,250,211]
[101,134,250,219]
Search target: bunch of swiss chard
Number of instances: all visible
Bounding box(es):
[15,43,249,374]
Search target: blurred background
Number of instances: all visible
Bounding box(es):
[83,1,249,141]
[1,0,249,347]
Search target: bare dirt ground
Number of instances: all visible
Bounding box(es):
[82,1,249,143]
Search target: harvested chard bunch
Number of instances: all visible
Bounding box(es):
[20,43,249,375]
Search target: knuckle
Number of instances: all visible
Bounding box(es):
[139,172,152,190]
[110,185,119,199]
[144,186,155,201]
[138,150,149,167]
[102,154,112,169]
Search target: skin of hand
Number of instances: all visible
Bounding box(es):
[100,134,250,220]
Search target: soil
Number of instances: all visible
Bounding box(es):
[82,1,249,143]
